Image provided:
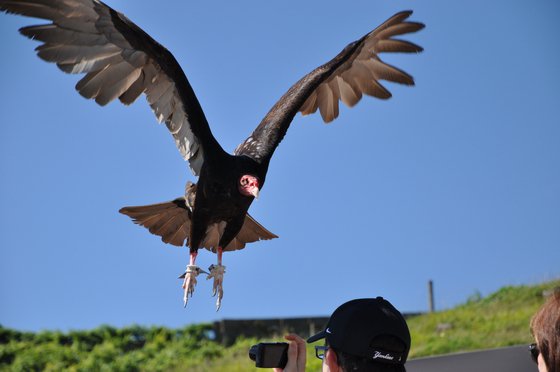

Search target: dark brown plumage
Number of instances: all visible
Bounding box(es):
[0,0,424,309]
[119,183,277,251]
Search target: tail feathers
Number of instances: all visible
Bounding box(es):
[119,198,191,247]
[230,214,278,251]
[119,199,278,251]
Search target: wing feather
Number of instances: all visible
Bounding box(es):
[118,72,146,105]
[316,83,338,123]
[35,43,121,64]
[336,75,361,108]
[20,24,107,46]
[0,0,223,176]
[299,90,318,116]
[376,39,422,53]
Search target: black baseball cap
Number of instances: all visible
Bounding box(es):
[307,297,411,365]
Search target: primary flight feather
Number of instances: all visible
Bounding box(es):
[0,0,424,310]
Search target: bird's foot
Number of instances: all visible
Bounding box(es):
[206,264,226,311]
[179,265,208,307]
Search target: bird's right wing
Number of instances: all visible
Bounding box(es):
[235,11,423,162]
[0,0,223,176]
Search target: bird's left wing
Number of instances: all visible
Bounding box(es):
[234,11,424,162]
[0,0,221,176]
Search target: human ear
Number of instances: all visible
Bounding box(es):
[324,349,340,372]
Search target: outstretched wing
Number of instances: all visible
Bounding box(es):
[0,0,223,175]
[235,10,424,162]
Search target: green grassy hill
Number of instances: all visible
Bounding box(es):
[408,279,559,357]
[1,279,558,371]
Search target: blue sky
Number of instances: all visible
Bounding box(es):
[1,0,559,332]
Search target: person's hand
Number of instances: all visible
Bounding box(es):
[273,334,307,372]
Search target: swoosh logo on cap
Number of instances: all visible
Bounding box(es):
[326,328,332,334]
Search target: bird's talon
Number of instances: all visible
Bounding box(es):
[207,264,225,310]
[181,264,204,307]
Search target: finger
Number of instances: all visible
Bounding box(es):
[285,334,306,371]
[293,335,307,371]
[281,340,298,372]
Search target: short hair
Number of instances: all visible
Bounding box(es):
[331,335,407,372]
[531,289,560,372]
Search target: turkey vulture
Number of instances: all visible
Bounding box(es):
[0,0,424,310]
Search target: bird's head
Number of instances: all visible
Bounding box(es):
[239,175,260,198]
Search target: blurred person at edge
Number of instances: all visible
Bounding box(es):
[275,297,411,372]
[530,289,560,372]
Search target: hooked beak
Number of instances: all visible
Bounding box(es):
[250,188,260,199]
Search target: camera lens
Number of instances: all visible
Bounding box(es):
[249,345,258,361]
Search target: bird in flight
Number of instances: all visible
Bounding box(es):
[1,0,424,310]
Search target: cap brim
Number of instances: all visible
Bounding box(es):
[307,330,327,343]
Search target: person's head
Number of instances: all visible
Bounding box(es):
[307,297,411,372]
[531,289,560,372]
